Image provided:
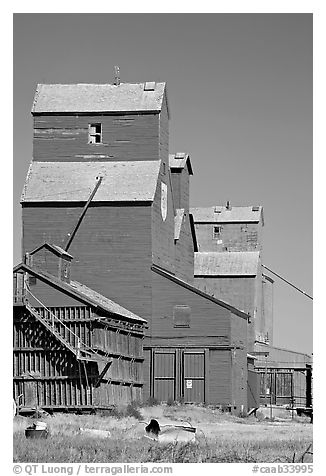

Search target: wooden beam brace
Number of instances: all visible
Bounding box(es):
[94,361,113,388]
[64,176,103,252]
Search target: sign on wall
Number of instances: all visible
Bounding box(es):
[161,182,168,221]
[186,380,193,389]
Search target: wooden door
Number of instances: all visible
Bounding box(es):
[153,351,176,402]
[183,352,205,403]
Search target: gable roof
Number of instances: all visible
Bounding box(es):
[194,252,260,276]
[29,242,73,260]
[14,263,147,325]
[32,82,168,116]
[152,264,249,319]
[21,161,161,203]
[191,206,264,224]
[169,153,193,175]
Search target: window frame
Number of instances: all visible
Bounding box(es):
[88,123,102,144]
[213,225,222,239]
[173,305,191,328]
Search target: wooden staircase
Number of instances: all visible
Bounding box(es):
[25,303,111,370]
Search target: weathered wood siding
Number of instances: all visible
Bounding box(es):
[194,222,262,252]
[175,212,194,284]
[151,176,176,275]
[13,305,145,408]
[254,344,312,369]
[26,278,83,307]
[159,96,169,166]
[30,248,61,278]
[230,311,248,409]
[33,114,160,162]
[262,274,274,345]
[13,305,95,408]
[150,270,231,345]
[208,349,231,405]
[145,271,248,409]
[22,203,153,320]
[247,369,260,409]
[194,276,257,351]
[171,169,190,212]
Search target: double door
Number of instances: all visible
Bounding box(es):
[153,349,206,403]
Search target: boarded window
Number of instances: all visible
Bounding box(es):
[173,305,191,328]
[213,225,222,238]
[88,123,102,144]
[29,276,37,286]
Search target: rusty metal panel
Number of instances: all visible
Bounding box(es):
[183,352,205,403]
[153,351,175,402]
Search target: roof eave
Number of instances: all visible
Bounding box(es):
[151,264,249,320]
[13,263,147,325]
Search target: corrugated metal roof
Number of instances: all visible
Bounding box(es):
[169,153,193,175]
[21,161,160,203]
[190,206,264,224]
[32,82,167,114]
[14,263,146,324]
[174,209,185,240]
[194,252,260,276]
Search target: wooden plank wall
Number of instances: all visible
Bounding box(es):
[151,175,176,276]
[22,203,153,320]
[194,276,256,351]
[208,349,232,405]
[33,114,160,162]
[150,270,231,344]
[13,306,145,408]
[174,213,195,284]
[31,248,61,278]
[159,96,169,166]
[13,306,95,407]
[262,275,274,345]
[170,169,190,212]
[230,311,248,409]
[194,222,262,252]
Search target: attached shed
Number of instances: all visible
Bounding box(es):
[13,248,147,413]
[254,344,312,408]
[143,265,250,412]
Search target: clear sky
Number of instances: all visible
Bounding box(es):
[13,13,312,354]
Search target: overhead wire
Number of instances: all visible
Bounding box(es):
[262,264,313,300]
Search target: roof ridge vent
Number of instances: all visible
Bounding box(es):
[144,81,156,91]
[214,206,222,213]
[252,206,260,211]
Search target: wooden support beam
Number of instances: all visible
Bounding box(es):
[64,176,103,252]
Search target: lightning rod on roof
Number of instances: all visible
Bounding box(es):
[114,66,120,86]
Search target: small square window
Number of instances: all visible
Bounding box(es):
[29,276,37,286]
[213,225,222,238]
[173,305,191,328]
[88,123,102,144]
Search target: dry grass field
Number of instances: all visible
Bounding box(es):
[13,404,313,463]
